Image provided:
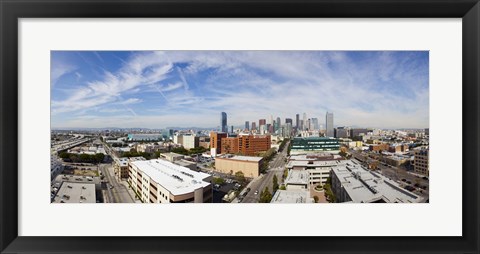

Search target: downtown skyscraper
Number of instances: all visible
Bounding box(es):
[326,112,334,137]
[221,112,228,133]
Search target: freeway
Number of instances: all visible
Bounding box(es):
[241,141,290,203]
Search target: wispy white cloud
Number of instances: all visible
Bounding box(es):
[51,51,429,129]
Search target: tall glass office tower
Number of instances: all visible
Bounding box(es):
[326,112,334,137]
[221,112,228,133]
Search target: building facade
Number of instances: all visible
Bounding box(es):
[414,148,429,176]
[290,137,340,154]
[214,155,263,178]
[210,132,228,156]
[128,159,212,203]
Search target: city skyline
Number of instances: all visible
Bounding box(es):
[51,51,429,129]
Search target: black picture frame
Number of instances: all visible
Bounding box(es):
[1,0,479,253]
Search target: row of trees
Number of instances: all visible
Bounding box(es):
[58,152,105,164]
[259,187,272,203]
[170,146,207,156]
[260,148,278,173]
[278,138,289,152]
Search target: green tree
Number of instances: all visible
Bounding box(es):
[282,168,288,180]
[259,187,272,203]
[94,153,105,163]
[272,174,279,193]
[235,171,246,184]
[212,177,225,185]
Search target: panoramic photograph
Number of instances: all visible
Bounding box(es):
[50,50,429,204]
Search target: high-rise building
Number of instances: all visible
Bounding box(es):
[334,127,348,138]
[210,131,228,156]
[251,122,257,132]
[220,134,271,156]
[245,121,250,130]
[350,128,368,138]
[326,112,334,137]
[296,114,300,129]
[231,125,234,134]
[276,117,281,130]
[311,118,319,130]
[221,112,228,133]
[285,118,293,125]
[259,119,266,126]
[303,113,307,130]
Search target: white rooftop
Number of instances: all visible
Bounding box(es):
[285,170,309,186]
[332,160,422,203]
[53,182,96,203]
[270,190,313,203]
[131,159,210,196]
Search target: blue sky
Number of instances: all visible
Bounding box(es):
[51,51,429,129]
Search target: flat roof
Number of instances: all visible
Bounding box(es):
[115,157,129,166]
[331,161,422,203]
[217,155,263,162]
[287,160,345,168]
[162,152,185,158]
[131,159,210,196]
[53,182,96,203]
[270,190,313,203]
[285,170,309,185]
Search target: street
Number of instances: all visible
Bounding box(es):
[99,164,135,203]
[241,141,289,203]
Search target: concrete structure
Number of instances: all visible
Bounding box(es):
[50,154,64,180]
[383,155,409,167]
[136,143,160,153]
[287,154,345,185]
[160,152,185,162]
[52,182,96,203]
[210,132,228,156]
[214,155,263,178]
[334,127,349,138]
[270,190,313,203]
[291,137,340,154]
[127,134,162,141]
[114,157,129,180]
[285,170,310,190]
[220,134,271,156]
[414,147,429,176]
[245,121,250,130]
[350,128,368,138]
[128,159,212,203]
[369,143,390,152]
[182,135,199,149]
[331,160,422,203]
[174,159,197,171]
[326,112,334,137]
